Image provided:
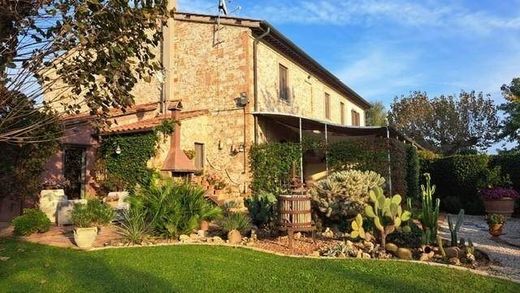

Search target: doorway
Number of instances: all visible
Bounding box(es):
[63,145,87,199]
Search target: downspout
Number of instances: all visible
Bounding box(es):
[253,26,270,144]
[385,118,393,194]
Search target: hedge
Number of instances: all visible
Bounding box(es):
[491,152,520,191]
[422,155,489,214]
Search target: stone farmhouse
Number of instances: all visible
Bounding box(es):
[42,1,410,203]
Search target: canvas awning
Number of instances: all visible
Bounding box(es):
[252,112,424,149]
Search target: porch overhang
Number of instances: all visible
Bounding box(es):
[252,112,425,150]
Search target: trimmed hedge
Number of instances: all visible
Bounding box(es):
[491,153,520,191]
[422,155,489,214]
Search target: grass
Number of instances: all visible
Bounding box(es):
[0,238,518,293]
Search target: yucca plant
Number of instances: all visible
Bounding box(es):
[219,212,252,234]
[118,206,150,244]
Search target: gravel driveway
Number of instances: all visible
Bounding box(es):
[439,214,520,281]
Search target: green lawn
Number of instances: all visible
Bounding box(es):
[0,238,518,292]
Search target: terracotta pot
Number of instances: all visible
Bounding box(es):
[488,224,504,237]
[74,227,98,249]
[200,220,210,231]
[484,198,515,218]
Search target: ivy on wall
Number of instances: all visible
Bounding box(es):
[250,143,301,195]
[99,132,159,191]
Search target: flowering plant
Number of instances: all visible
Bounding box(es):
[480,187,520,200]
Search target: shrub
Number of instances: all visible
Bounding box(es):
[406,146,420,199]
[311,170,385,220]
[245,191,278,228]
[12,209,51,236]
[118,207,150,244]
[131,179,221,238]
[491,152,520,190]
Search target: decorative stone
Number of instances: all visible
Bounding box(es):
[197,230,206,238]
[311,251,321,257]
[212,236,224,244]
[57,199,87,225]
[363,241,375,252]
[294,232,302,240]
[397,248,413,260]
[385,243,398,253]
[322,227,334,238]
[419,251,434,262]
[362,253,371,259]
[227,229,242,244]
[179,234,190,242]
[445,247,460,258]
[449,257,461,265]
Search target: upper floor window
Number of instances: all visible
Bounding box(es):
[340,102,345,125]
[279,64,289,101]
[351,110,360,126]
[324,92,330,119]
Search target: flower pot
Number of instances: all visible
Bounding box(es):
[200,220,210,231]
[484,198,515,218]
[488,224,504,237]
[74,227,98,249]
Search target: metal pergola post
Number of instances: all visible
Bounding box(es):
[299,117,303,184]
[385,119,393,194]
[325,123,329,176]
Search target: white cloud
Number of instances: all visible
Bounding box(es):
[177,0,520,33]
[336,48,423,99]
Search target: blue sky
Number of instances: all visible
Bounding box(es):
[179,0,520,107]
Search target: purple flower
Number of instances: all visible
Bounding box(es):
[480,187,520,200]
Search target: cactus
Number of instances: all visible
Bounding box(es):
[466,238,475,255]
[448,209,465,246]
[437,235,446,258]
[362,187,411,247]
[420,173,440,245]
[350,214,366,239]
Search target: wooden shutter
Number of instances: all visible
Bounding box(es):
[340,102,345,125]
[325,93,330,119]
[194,143,204,170]
[279,64,288,101]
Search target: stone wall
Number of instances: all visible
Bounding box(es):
[256,41,366,127]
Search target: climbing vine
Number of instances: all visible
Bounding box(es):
[250,143,301,195]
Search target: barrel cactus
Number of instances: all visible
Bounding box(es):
[362,187,411,247]
[311,170,385,220]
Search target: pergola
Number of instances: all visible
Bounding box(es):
[253,112,424,193]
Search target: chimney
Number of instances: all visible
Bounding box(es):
[161,104,196,173]
[161,0,176,112]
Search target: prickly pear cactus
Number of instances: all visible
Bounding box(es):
[350,214,366,239]
[311,170,385,219]
[361,187,411,246]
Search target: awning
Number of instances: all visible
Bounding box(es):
[253,112,425,150]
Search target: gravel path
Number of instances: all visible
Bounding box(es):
[439,214,520,281]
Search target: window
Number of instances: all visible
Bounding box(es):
[194,143,204,170]
[324,92,330,119]
[340,102,345,125]
[279,64,289,101]
[351,110,360,126]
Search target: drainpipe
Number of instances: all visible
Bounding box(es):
[385,118,393,194]
[253,26,270,144]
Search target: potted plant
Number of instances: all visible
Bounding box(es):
[479,167,519,217]
[71,203,98,249]
[486,214,505,237]
[219,212,252,244]
[71,199,114,249]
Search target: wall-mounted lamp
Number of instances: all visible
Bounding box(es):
[235,92,249,107]
[312,130,321,134]
[115,145,122,155]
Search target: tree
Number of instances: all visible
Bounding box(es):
[366,101,387,126]
[1,0,172,143]
[388,91,499,155]
[499,77,520,146]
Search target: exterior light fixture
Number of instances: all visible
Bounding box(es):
[115,145,122,155]
[312,130,321,134]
